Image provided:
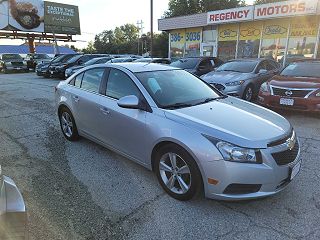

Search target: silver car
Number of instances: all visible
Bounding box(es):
[201,59,280,101]
[55,63,301,201]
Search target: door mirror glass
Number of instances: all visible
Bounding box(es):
[117,95,140,109]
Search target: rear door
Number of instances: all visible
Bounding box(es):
[70,67,108,140]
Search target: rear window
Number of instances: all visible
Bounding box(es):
[2,54,22,60]
[170,59,199,69]
[281,62,320,78]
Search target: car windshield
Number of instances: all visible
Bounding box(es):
[216,61,257,73]
[135,70,222,109]
[170,58,199,69]
[51,55,74,63]
[2,54,22,60]
[66,55,82,64]
[281,62,320,78]
[34,54,50,59]
[84,58,100,66]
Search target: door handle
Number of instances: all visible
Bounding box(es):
[100,107,110,115]
[73,96,80,103]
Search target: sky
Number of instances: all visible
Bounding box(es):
[0,0,254,48]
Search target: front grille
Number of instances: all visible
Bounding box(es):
[272,141,299,166]
[271,87,312,98]
[11,62,24,67]
[211,83,225,91]
[223,184,262,195]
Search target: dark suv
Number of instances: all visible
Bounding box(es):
[25,53,52,70]
[36,54,78,77]
[49,54,106,79]
[0,54,28,73]
[170,57,224,76]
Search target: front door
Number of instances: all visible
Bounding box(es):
[100,68,148,162]
[201,43,217,57]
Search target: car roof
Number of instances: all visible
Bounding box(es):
[112,63,179,73]
[228,58,268,62]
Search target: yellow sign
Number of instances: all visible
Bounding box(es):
[290,16,319,37]
[185,27,202,50]
[239,22,263,41]
[170,29,185,55]
[263,19,289,39]
[218,24,238,42]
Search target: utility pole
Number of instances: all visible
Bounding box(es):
[137,20,144,56]
[150,0,154,57]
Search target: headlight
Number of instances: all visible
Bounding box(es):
[316,92,320,97]
[260,82,270,93]
[23,61,27,65]
[225,80,245,86]
[204,136,262,163]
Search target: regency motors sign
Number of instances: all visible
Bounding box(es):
[207,0,319,25]
[207,6,254,24]
[255,0,318,20]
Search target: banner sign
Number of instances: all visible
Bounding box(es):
[185,27,202,51]
[208,6,254,24]
[0,0,80,35]
[239,22,263,41]
[218,24,238,42]
[255,0,318,20]
[290,16,319,37]
[44,2,80,35]
[263,19,289,39]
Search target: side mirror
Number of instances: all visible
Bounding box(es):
[258,69,268,75]
[117,95,140,109]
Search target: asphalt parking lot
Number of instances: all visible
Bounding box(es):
[0,72,320,240]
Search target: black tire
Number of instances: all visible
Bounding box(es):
[243,84,254,102]
[154,144,203,201]
[58,107,80,141]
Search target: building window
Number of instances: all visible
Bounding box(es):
[260,19,289,63]
[170,29,185,59]
[185,27,202,57]
[238,22,262,58]
[218,23,238,61]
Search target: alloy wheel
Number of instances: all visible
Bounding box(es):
[61,112,73,138]
[159,152,191,194]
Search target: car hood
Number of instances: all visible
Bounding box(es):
[270,75,320,88]
[164,97,291,149]
[201,71,254,84]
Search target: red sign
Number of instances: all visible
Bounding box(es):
[207,6,254,24]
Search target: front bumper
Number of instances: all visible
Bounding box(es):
[201,139,301,201]
[258,92,320,112]
[49,67,66,78]
[5,66,28,71]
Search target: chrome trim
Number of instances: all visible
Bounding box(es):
[270,85,318,99]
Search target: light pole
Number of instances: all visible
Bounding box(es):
[150,0,154,57]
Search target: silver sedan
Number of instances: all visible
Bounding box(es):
[201,59,280,102]
[55,63,301,201]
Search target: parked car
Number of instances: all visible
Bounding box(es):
[258,59,320,112]
[49,54,106,79]
[0,54,28,73]
[55,63,301,201]
[170,57,224,76]
[24,53,52,70]
[36,54,79,77]
[0,166,27,240]
[107,57,136,63]
[65,56,113,78]
[201,58,280,101]
[134,58,171,64]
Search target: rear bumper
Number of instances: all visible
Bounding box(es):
[258,92,320,112]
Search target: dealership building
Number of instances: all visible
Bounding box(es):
[158,0,320,65]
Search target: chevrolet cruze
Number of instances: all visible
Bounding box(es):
[55,63,301,201]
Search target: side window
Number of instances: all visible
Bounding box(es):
[106,69,141,100]
[199,59,211,69]
[81,68,105,93]
[75,73,84,88]
[256,61,267,72]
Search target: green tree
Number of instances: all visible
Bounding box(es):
[83,41,96,54]
[164,0,245,18]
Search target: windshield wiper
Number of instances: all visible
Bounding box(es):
[196,96,227,106]
[163,102,194,110]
